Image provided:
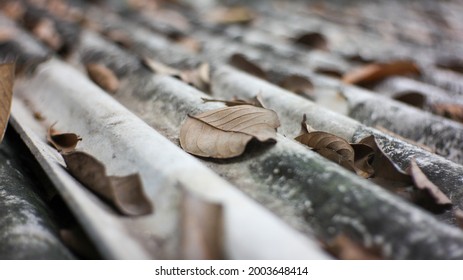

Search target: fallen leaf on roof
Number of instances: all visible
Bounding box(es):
[174,36,202,53]
[407,158,452,210]
[293,32,328,51]
[279,74,314,99]
[32,18,63,51]
[63,151,153,216]
[0,61,15,143]
[143,57,210,92]
[351,143,375,178]
[431,103,463,124]
[179,105,279,158]
[180,186,223,259]
[393,91,427,109]
[47,125,81,153]
[342,60,420,85]
[86,63,120,93]
[229,53,267,80]
[206,6,255,25]
[202,94,265,108]
[323,234,382,260]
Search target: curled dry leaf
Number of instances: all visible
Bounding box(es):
[229,53,267,80]
[342,60,420,85]
[408,158,452,208]
[63,151,153,216]
[293,32,328,51]
[32,18,63,51]
[393,91,426,109]
[47,125,82,153]
[351,143,375,178]
[295,130,357,174]
[279,74,314,99]
[180,186,223,260]
[431,103,463,124]
[179,105,279,158]
[143,57,210,92]
[86,63,120,93]
[324,234,382,260]
[201,94,265,108]
[206,6,255,25]
[0,62,15,143]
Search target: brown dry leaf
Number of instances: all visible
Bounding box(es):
[351,143,375,178]
[32,18,63,51]
[279,74,314,99]
[358,135,411,183]
[393,91,426,109]
[179,105,279,158]
[342,61,420,85]
[229,53,267,80]
[174,36,202,53]
[142,57,181,77]
[432,103,463,123]
[201,94,265,108]
[143,57,210,92]
[408,158,452,208]
[0,1,25,21]
[63,151,153,216]
[180,63,210,92]
[293,32,328,50]
[103,29,133,49]
[47,125,81,153]
[180,186,223,259]
[0,62,15,143]
[324,234,382,260]
[206,6,255,25]
[86,63,120,94]
[0,28,17,43]
[295,130,357,173]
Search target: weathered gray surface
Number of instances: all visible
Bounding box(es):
[0,130,74,259]
[69,31,463,259]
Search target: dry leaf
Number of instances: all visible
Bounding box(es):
[143,57,210,92]
[103,29,133,49]
[47,125,82,153]
[295,130,357,173]
[142,57,181,77]
[174,36,202,53]
[408,158,452,209]
[324,234,382,260]
[180,186,223,260]
[293,32,328,50]
[32,18,63,51]
[279,74,314,99]
[432,103,463,123]
[229,53,267,80]
[201,94,265,108]
[180,63,210,92]
[351,143,375,178]
[86,63,120,93]
[358,135,411,182]
[0,62,15,143]
[393,91,426,109]
[342,61,420,85]
[206,6,255,25]
[0,28,16,43]
[179,105,279,158]
[63,151,153,216]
